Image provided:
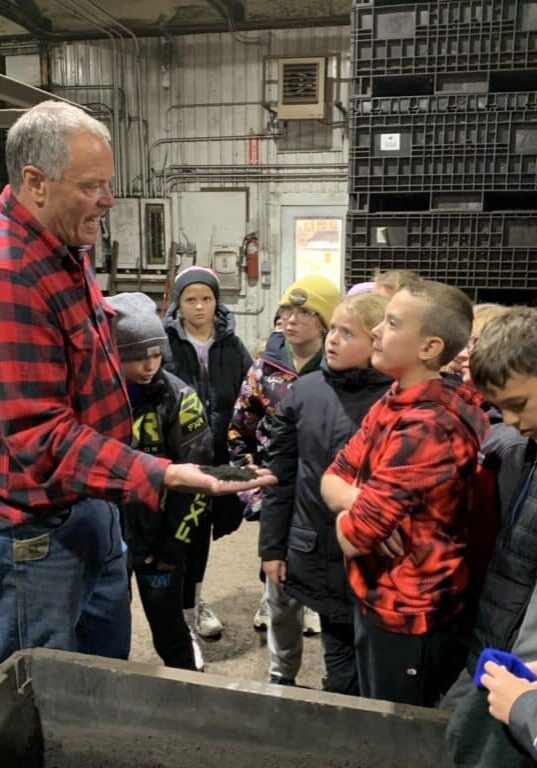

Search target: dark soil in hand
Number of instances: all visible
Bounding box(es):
[200,465,259,481]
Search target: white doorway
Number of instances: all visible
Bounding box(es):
[281,205,347,294]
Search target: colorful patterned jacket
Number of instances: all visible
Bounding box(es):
[325,377,489,634]
[228,332,322,518]
[228,332,298,467]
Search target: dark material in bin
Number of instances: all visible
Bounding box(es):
[0,648,454,768]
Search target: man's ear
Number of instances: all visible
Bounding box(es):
[20,165,46,205]
[420,335,445,363]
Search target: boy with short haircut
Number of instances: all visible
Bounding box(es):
[372,268,419,299]
[108,292,213,671]
[321,279,488,707]
[445,307,537,768]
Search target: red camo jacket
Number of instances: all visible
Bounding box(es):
[0,187,169,526]
[325,376,489,634]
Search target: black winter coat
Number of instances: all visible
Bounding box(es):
[259,359,391,623]
[125,368,213,567]
[164,302,252,538]
[164,302,252,463]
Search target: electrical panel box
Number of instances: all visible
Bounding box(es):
[109,199,141,270]
[141,198,172,271]
[212,246,241,291]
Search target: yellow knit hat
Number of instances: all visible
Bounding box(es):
[279,275,341,329]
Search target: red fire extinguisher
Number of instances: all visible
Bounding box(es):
[244,232,259,281]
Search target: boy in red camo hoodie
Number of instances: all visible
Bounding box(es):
[321,279,489,707]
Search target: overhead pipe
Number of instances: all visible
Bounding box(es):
[81,0,147,196]
[51,84,129,195]
[49,0,124,196]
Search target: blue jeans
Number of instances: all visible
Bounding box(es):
[0,498,131,663]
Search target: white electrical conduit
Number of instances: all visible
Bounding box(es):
[49,0,124,197]
[76,0,147,197]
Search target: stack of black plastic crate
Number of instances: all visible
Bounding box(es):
[346,0,537,302]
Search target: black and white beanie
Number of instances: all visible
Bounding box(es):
[173,266,220,302]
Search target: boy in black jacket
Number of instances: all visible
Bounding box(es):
[108,292,213,671]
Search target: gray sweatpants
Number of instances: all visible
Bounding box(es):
[266,579,303,681]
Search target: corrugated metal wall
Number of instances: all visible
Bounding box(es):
[48,26,350,347]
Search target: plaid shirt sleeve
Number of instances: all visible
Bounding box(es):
[337,415,458,554]
[0,201,169,524]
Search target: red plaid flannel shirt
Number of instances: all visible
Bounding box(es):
[0,187,169,526]
[325,377,489,634]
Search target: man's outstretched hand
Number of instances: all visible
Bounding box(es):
[163,464,277,495]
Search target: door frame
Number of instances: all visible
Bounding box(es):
[280,195,347,294]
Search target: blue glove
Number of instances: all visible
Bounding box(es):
[474,648,537,689]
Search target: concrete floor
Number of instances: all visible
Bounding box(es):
[129,520,323,688]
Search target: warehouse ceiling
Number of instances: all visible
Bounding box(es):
[0,0,352,40]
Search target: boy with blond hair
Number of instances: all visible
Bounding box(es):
[321,279,488,706]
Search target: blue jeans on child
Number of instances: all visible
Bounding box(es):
[0,498,131,663]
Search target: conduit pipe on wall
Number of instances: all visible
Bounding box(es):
[52,83,129,194]
[76,0,147,196]
[49,0,124,196]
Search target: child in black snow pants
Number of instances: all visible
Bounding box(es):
[108,292,213,670]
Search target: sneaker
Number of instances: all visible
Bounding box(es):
[196,600,223,639]
[253,595,269,631]
[269,674,295,686]
[303,606,321,636]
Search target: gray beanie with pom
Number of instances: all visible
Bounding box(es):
[107,292,168,362]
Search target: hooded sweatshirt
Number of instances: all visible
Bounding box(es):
[326,377,489,634]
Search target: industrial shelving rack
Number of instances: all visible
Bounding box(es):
[346,0,537,300]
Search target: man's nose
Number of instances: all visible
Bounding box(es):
[99,185,115,208]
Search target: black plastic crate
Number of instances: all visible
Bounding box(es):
[352,0,537,82]
[349,92,537,194]
[348,190,537,211]
[345,210,537,289]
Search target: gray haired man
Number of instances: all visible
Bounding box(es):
[0,100,274,663]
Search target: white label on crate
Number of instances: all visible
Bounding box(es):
[376,227,388,245]
[380,133,400,151]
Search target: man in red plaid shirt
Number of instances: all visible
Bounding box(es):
[0,100,273,663]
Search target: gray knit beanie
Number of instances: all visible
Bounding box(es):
[107,292,168,362]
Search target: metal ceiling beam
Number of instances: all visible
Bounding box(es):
[0,73,85,108]
[0,15,349,43]
[13,0,53,32]
[0,0,65,39]
[0,107,25,127]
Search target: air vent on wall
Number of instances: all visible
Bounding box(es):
[277,57,326,120]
